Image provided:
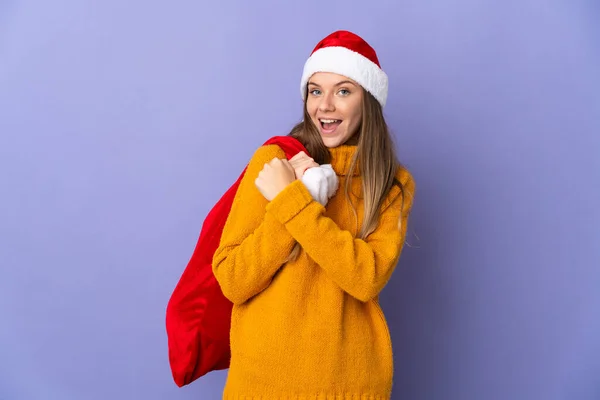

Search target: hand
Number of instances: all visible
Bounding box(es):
[289,151,319,179]
[255,157,296,201]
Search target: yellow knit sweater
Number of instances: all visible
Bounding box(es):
[213,143,415,399]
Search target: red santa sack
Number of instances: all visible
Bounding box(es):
[166,136,308,387]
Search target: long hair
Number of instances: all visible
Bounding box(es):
[285,88,406,261]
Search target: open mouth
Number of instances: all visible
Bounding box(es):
[319,119,342,133]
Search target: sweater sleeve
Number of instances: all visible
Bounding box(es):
[265,169,415,303]
[212,145,297,305]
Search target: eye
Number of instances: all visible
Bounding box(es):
[309,89,321,96]
[338,88,351,96]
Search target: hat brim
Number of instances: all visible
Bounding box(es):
[300,46,388,108]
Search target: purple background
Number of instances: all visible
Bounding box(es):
[1,1,599,399]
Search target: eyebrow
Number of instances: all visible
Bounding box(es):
[308,80,357,88]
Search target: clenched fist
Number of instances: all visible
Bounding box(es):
[255,157,296,201]
[289,151,319,179]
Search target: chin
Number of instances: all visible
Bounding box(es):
[321,131,357,148]
[320,136,345,148]
[319,128,352,148]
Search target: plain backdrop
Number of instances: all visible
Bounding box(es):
[1,1,599,399]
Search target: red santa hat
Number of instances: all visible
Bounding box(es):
[300,30,389,107]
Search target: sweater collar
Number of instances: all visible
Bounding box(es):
[328,145,360,176]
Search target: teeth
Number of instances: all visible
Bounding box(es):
[320,119,339,123]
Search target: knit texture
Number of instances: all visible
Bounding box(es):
[212,144,415,399]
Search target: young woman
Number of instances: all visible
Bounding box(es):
[212,30,415,399]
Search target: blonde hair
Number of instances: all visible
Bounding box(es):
[285,89,408,262]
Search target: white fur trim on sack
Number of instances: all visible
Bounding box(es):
[301,164,339,206]
[300,46,389,107]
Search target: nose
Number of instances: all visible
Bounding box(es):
[318,92,335,113]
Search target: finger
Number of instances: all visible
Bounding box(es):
[260,164,271,173]
[291,157,309,165]
[254,178,268,198]
[291,154,312,164]
[269,157,285,166]
[280,158,292,166]
[299,159,316,169]
[298,154,313,163]
[285,161,297,175]
[290,151,306,161]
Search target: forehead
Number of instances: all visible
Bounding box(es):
[308,72,359,87]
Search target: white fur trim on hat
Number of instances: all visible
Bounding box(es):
[300,46,389,107]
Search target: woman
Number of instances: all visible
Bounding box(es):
[212,30,415,399]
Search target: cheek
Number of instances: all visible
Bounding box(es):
[306,99,318,116]
[351,100,363,121]
[344,104,362,135]
[344,103,362,125]
[341,98,361,118]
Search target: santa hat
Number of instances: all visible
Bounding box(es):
[300,30,389,107]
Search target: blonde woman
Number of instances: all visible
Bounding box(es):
[213,30,415,399]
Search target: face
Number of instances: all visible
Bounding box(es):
[306,72,363,148]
